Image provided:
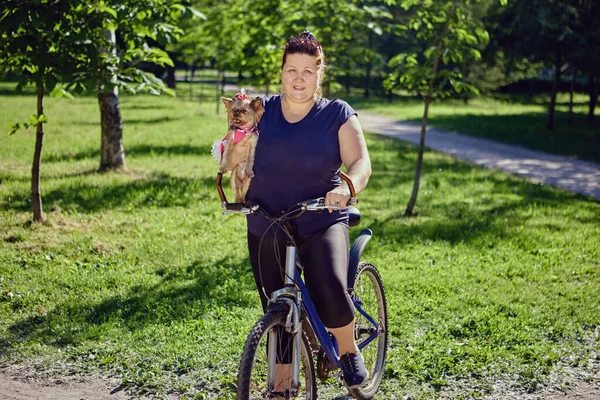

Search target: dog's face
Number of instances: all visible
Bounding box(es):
[221,96,263,129]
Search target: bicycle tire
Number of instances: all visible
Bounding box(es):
[348,262,388,400]
[237,310,317,399]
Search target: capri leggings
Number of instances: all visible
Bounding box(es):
[247,222,355,330]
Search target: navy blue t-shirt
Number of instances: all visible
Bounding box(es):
[246,95,356,236]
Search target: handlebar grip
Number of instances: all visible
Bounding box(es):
[225,203,246,211]
[216,172,228,205]
[338,171,358,205]
[217,173,249,211]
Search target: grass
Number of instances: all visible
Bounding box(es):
[0,82,599,399]
[345,93,600,163]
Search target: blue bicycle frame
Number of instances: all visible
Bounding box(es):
[265,238,382,393]
[294,262,382,371]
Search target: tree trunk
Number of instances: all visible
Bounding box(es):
[589,75,597,123]
[364,33,373,99]
[265,77,270,97]
[364,64,371,99]
[568,73,574,125]
[98,29,125,171]
[199,67,204,103]
[31,84,45,223]
[345,73,351,97]
[405,2,456,216]
[216,68,222,115]
[546,47,562,130]
[166,65,176,89]
[189,66,195,100]
[405,95,431,216]
[98,88,125,171]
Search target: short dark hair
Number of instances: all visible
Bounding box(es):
[281,31,325,70]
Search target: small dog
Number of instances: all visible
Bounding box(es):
[213,92,263,203]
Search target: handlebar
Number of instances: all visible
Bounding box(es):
[216,171,358,212]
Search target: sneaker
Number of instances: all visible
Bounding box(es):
[340,352,369,388]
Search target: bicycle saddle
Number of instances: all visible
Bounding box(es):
[348,205,360,227]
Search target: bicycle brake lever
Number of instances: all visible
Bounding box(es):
[304,198,326,211]
[222,206,254,215]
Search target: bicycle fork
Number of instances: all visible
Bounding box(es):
[267,244,303,396]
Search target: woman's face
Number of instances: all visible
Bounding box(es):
[281,53,322,103]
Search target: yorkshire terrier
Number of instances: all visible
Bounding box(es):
[212,91,263,203]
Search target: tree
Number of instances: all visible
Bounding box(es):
[0,0,198,220]
[497,0,582,130]
[239,0,290,96]
[186,0,251,113]
[386,0,505,216]
[86,1,198,171]
[570,0,600,123]
[0,0,89,222]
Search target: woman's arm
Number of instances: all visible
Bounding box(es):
[324,115,372,208]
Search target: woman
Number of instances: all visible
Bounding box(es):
[246,31,372,393]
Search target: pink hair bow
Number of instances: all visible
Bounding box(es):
[234,92,248,101]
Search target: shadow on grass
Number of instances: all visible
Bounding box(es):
[120,103,178,110]
[3,255,256,350]
[42,143,212,163]
[2,173,218,213]
[72,116,179,126]
[364,171,598,246]
[367,138,476,193]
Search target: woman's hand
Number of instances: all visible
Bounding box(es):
[324,185,351,213]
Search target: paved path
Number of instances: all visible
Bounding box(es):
[358,112,600,200]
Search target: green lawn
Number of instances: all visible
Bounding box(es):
[346,93,600,163]
[0,83,599,399]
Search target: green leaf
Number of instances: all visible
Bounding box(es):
[8,123,20,136]
[27,114,39,125]
[188,7,206,20]
[469,48,481,60]
[49,86,72,99]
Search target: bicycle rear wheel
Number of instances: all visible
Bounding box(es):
[237,310,317,399]
[349,262,388,400]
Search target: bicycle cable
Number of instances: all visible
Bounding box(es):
[256,204,307,302]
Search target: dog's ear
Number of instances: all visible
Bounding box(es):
[221,97,233,109]
[250,97,263,112]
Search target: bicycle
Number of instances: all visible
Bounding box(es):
[216,171,388,400]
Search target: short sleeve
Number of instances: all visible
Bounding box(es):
[332,98,357,127]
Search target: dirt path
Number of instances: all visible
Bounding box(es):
[1,370,598,400]
[0,372,132,400]
[358,112,600,201]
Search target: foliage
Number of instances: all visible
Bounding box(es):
[498,0,580,63]
[237,0,291,93]
[385,0,503,99]
[0,0,84,96]
[74,0,200,96]
[0,0,201,102]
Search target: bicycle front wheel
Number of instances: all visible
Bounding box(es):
[237,310,317,399]
[349,262,388,400]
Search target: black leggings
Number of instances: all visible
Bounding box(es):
[247,222,355,329]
